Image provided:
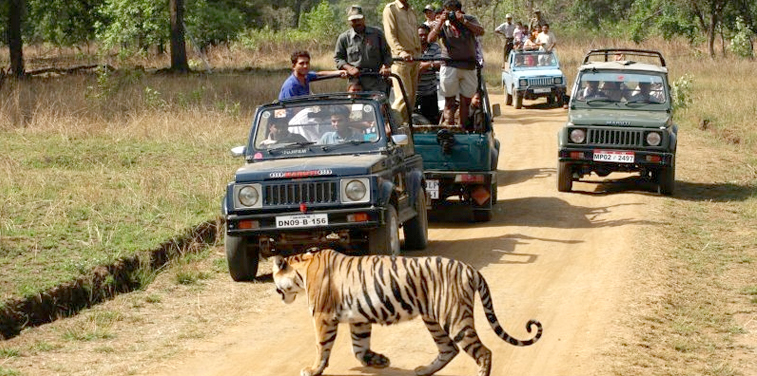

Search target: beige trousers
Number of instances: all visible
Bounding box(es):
[390,61,419,124]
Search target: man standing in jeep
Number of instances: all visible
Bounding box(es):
[427,0,484,129]
[335,5,393,95]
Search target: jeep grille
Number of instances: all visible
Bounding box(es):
[588,129,643,147]
[529,77,553,86]
[264,181,339,206]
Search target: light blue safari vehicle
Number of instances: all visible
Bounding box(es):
[501,49,567,109]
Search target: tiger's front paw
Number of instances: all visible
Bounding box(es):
[300,367,320,376]
[362,350,390,368]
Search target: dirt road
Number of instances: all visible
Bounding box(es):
[148,102,652,376]
[2,100,656,376]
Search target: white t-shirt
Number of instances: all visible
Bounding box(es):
[536,31,556,52]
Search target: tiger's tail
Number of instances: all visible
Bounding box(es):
[476,271,543,346]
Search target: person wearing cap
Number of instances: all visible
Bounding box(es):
[494,13,516,66]
[335,5,392,95]
[428,0,484,129]
[422,5,436,27]
[529,9,548,32]
[383,0,422,124]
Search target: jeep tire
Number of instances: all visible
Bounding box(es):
[505,88,513,106]
[657,159,675,196]
[472,209,492,222]
[225,232,260,281]
[514,90,523,109]
[557,161,573,192]
[403,193,428,250]
[369,205,400,255]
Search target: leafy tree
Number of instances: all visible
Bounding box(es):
[25,0,104,47]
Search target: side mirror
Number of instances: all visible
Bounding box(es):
[230,146,246,157]
[391,134,409,146]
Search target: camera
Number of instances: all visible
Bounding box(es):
[447,11,456,21]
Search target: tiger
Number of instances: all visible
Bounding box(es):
[271,248,543,376]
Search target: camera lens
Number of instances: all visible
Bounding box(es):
[448,12,456,20]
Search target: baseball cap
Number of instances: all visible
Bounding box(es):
[505,13,512,18]
[424,4,434,12]
[347,5,364,20]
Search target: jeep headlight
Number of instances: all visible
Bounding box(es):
[341,178,370,203]
[569,128,586,143]
[519,79,528,87]
[236,184,261,208]
[646,132,662,146]
[553,77,563,85]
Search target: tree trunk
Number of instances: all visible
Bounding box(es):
[707,13,716,58]
[169,0,189,73]
[8,0,25,78]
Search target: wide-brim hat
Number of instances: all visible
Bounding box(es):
[505,13,512,18]
[424,4,435,12]
[347,5,364,20]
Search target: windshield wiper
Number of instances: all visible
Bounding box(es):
[320,140,371,151]
[267,141,315,154]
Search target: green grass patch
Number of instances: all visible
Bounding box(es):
[0,347,20,358]
[0,367,21,376]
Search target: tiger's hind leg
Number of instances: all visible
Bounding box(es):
[349,323,390,368]
[302,316,338,376]
[414,319,459,376]
[452,323,492,376]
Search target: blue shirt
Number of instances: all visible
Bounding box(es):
[278,72,318,100]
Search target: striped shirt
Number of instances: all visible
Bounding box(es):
[417,42,441,96]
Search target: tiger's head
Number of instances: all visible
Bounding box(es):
[271,252,314,304]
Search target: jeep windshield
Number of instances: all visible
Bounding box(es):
[251,101,383,158]
[573,72,667,105]
[512,51,559,69]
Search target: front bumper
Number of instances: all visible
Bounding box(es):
[225,206,384,237]
[559,147,674,172]
[521,85,565,99]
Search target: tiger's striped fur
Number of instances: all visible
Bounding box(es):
[272,248,543,376]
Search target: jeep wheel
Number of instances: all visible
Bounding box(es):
[557,161,573,192]
[403,193,428,250]
[225,232,260,282]
[505,88,513,106]
[547,94,555,105]
[557,92,565,107]
[369,205,400,255]
[491,180,498,205]
[657,159,675,196]
[514,91,523,109]
[472,209,492,222]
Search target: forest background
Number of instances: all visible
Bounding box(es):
[1,0,757,77]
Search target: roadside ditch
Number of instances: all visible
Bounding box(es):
[0,219,221,340]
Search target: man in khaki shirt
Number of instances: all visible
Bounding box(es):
[383,0,421,124]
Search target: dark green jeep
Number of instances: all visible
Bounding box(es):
[222,91,427,281]
[558,49,677,195]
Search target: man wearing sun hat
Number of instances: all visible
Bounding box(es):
[494,13,516,66]
[335,5,393,95]
[422,4,436,27]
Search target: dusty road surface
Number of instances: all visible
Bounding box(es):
[3,98,660,376]
[149,100,654,376]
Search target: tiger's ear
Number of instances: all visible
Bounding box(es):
[272,255,287,271]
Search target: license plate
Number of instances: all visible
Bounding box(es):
[533,87,551,93]
[276,214,328,228]
[593,150,634,163]
[426,179,439,200]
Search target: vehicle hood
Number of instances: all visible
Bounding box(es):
[569,108,672,128]
[234,154,387,182]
